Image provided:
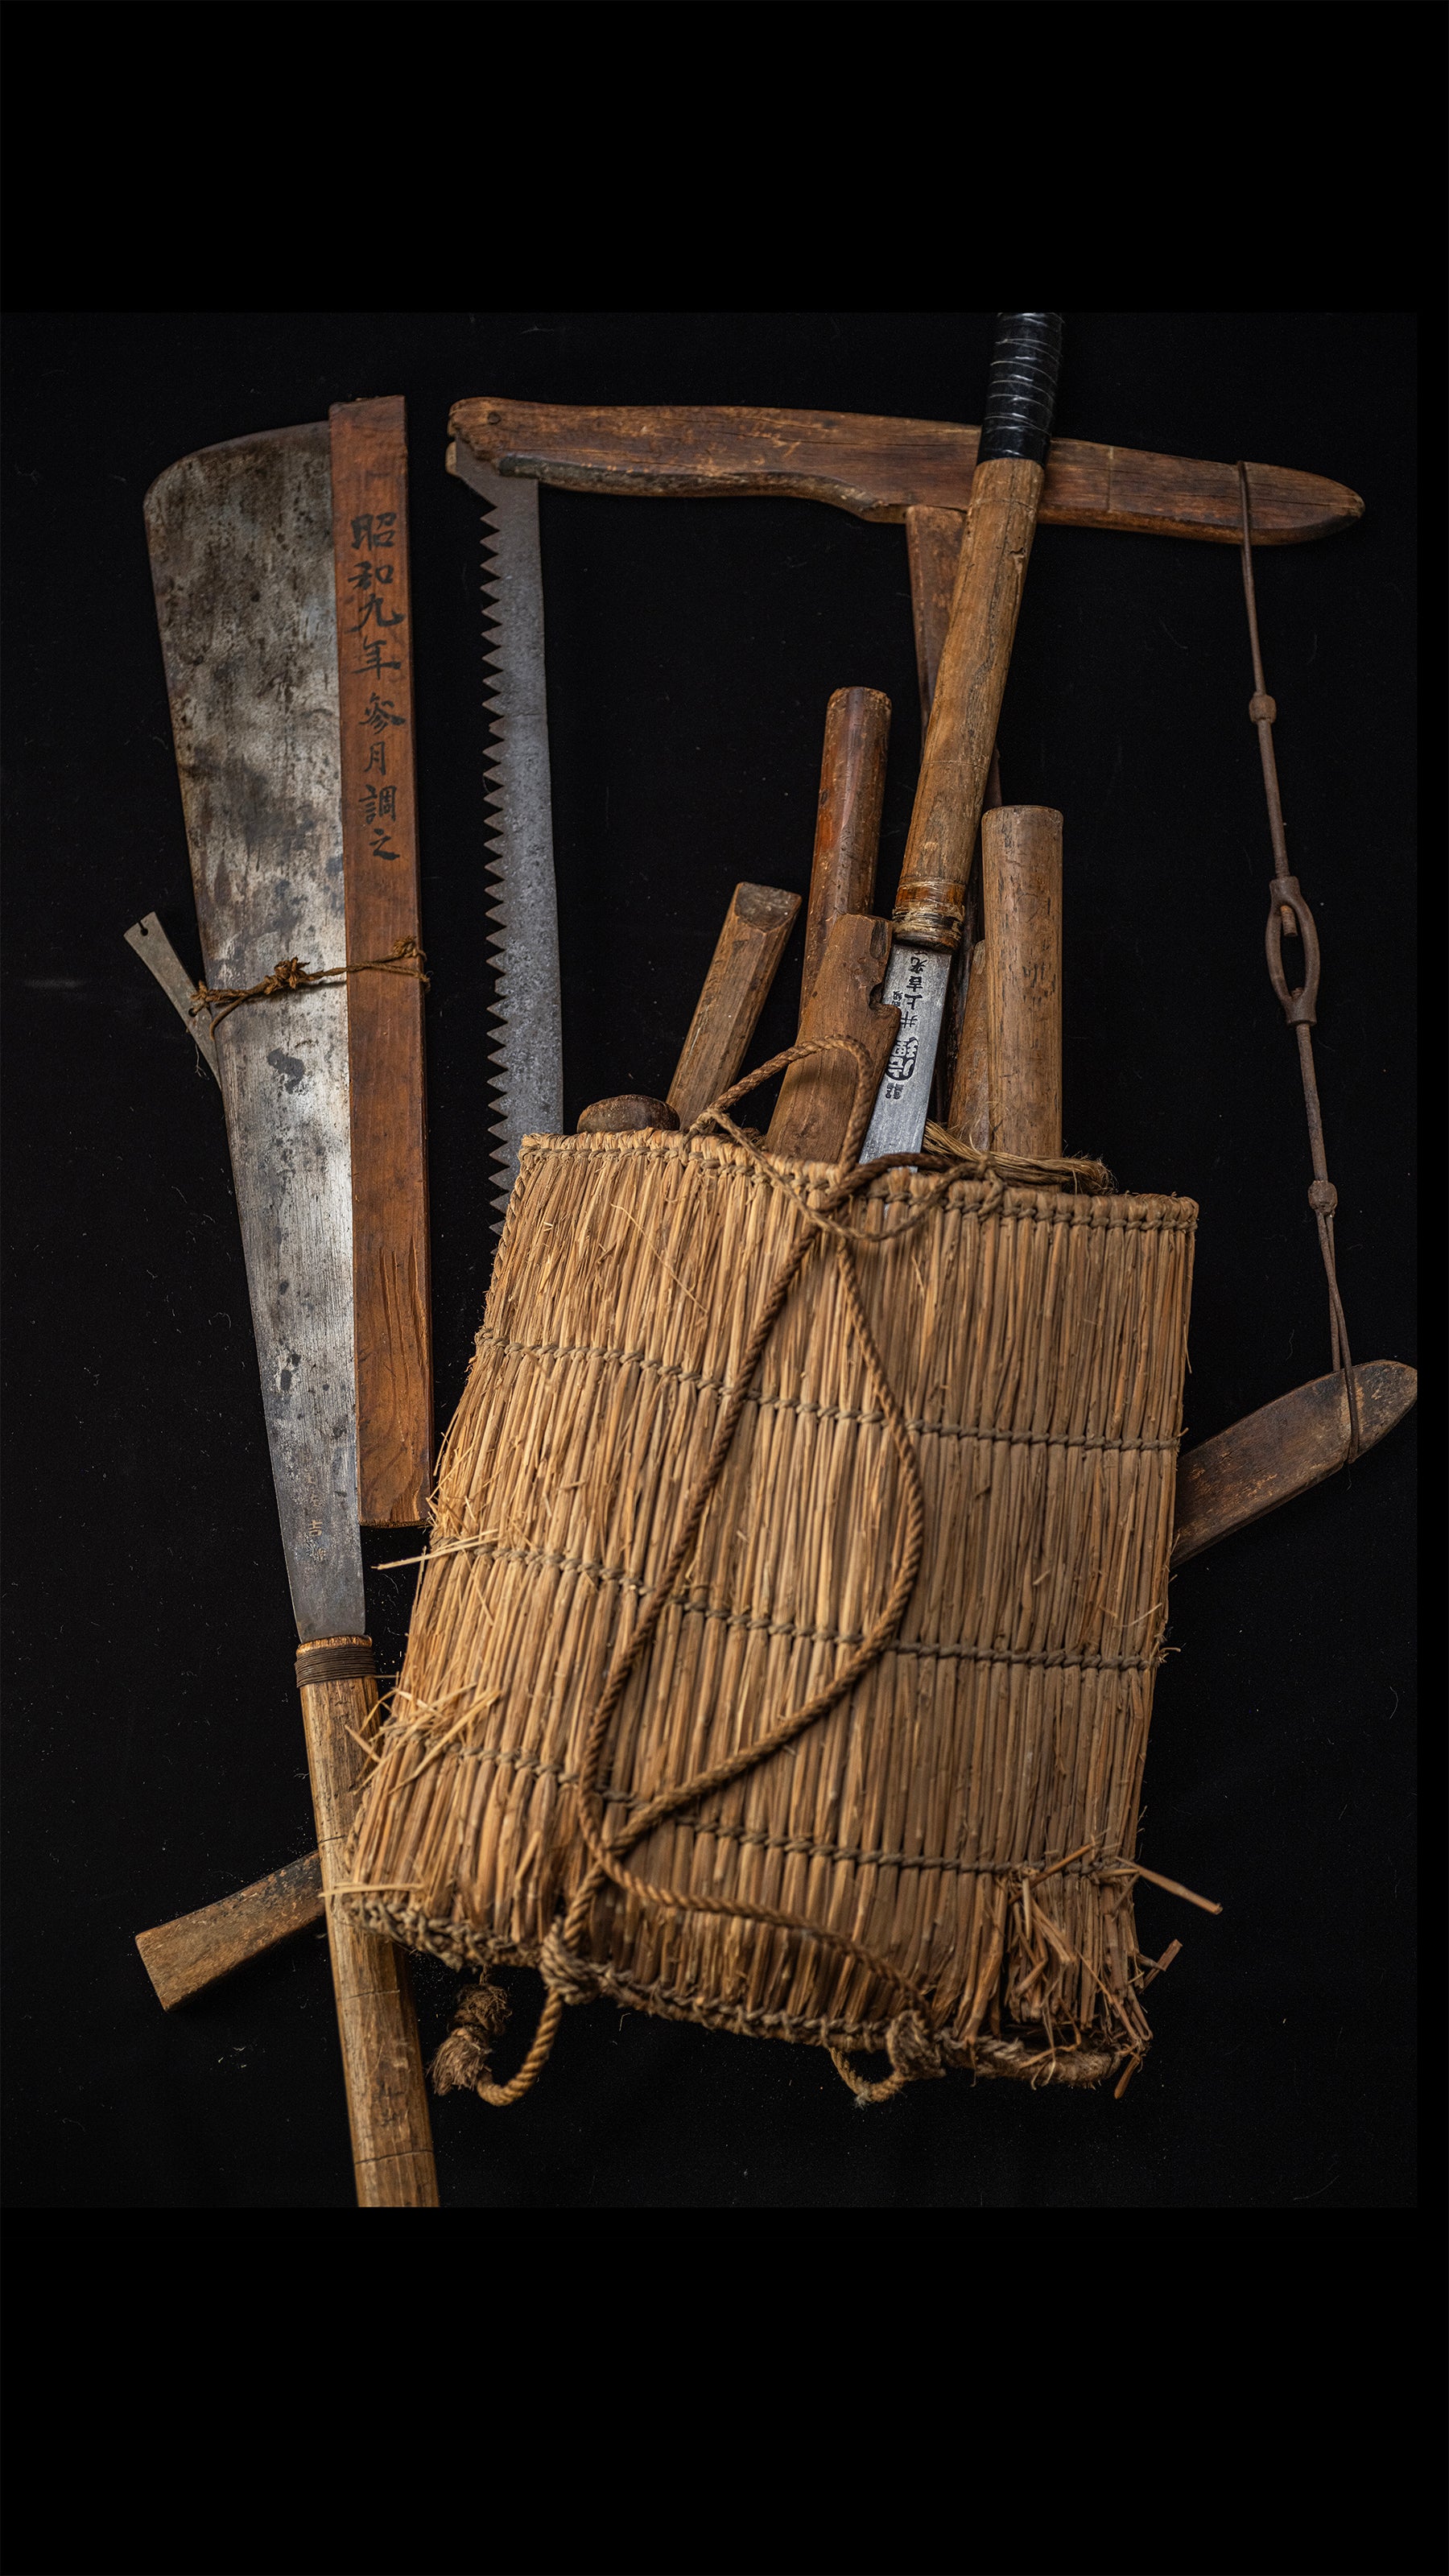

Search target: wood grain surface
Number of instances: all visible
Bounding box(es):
[1170,1361,1418,1565]
[448,399,1361,543]
[982,807,1063,1159]
[801,691,890,1017]
[904,507,967,729]
[135,1852,324,2010]
[298,1639,438,2208]
[767,915,899,1164]
[894,456,1044,952]
[668,882,799,1128]
[577,1093,679,1134]
[947,940,991,1148]
[330,397,432,1529]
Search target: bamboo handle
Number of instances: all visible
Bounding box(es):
[801,691,890,1015]
[982,807,1062,1158]
[297,1640,439,2208]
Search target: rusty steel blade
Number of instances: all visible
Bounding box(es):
[447,444,564,1220]
[145,423,364,1642]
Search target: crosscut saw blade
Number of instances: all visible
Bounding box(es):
[448,449,564,1221]
[144,423,365,1643]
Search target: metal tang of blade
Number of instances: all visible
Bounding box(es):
[144,423,365,1644]
[858,943,953,1160]
[456,458,564,1219]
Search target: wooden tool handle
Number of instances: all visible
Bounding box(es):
[136,1852,323,2010]
[894,456,1044,949]
[578,1093,679,1134]
[893,315,1060,956]
[296,1638,438,2209]
[766,914,899,1164]
[982,807,1063,1158]
[947,940,991,1147]
[802,692,890,1013]
[668,882,799,1127]
[447,398,1362,545]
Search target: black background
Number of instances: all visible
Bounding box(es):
[2,312,1416,2210]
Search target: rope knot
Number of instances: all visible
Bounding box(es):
[1307,1178,1338,1216]
[428,1978,510,2095]
[539,1924,597,2008]
[886,2008,947,2085]
[265,956,312,994]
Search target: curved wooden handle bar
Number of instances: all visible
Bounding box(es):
[448,399,1361,547]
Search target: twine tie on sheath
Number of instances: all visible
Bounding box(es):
[190,935,427,1038]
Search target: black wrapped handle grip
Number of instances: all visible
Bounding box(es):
[978,312,1064,466]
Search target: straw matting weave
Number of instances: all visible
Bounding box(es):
[342,1118,1195,2099]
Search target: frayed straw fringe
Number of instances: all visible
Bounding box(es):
[341,1106,1196,2105]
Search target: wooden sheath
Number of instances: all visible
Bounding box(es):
[668,882,799,1128]
[981,807,1063,1158]
[298,1638,438,2208]
[767,915,899,1164]
[448,400,1361,546]
[330,398,432,1528]
[802,691,890,1015]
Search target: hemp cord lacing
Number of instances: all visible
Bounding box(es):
[189,936,428,1038]
[1237,467,1360,1461]
[430,1037,1158,2112]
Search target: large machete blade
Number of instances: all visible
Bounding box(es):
[145,424,364,1643]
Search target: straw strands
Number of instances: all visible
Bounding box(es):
[341,1122,1195,2096]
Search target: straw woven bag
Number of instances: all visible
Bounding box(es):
[342,1083,1195,2102]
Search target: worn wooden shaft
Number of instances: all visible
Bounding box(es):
[982,807,1062,1158]
[135,1852,323,2010]
[905,508,967,733]
[448,398,1364,545]
[766,914,898,1164]
[895,456,1044,952]
[947,941,991,1148]
[668,882,799,1128]
[801,692,890,1014]
[330,398,433,1528]
[297,1638,438,2208]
